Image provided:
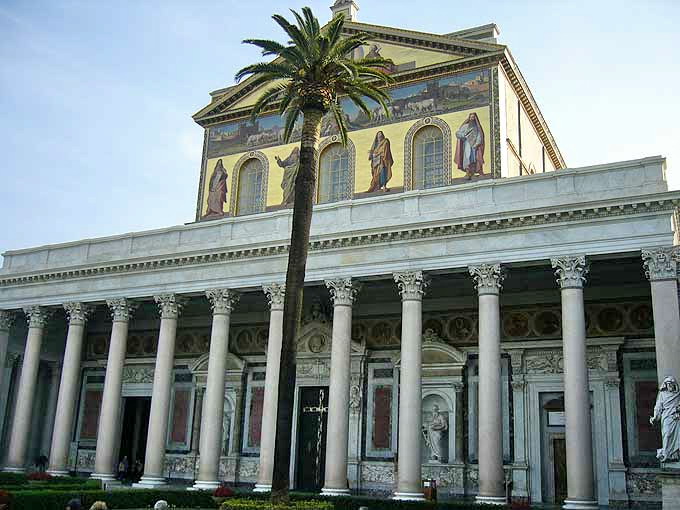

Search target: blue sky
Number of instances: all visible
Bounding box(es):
[1,0,678,255]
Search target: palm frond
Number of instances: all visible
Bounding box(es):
[242,38,286,56]
[330,101,349,146]
[282,108,302,143]
[250,84,288,119]
[235,62,295,83]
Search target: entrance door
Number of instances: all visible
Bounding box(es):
[552,437,567,505]
[118,397,151,480]
[296,386,329,491]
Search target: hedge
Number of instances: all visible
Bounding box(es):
[0,473,26,486]
[8,489,216,510]
[230,491,508,510]
[221,499,332,510]
[1,480,101,492]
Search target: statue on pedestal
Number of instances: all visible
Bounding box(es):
[650,376,680,464]
[422,405,448,463]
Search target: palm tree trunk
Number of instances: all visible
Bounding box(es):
[271,108,324,504]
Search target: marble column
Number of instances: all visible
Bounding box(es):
[0,312,13,383]
[322,278,359,496]
[254,283,285,493]
[135,294,185,488]
[469,263,506,505]
[40,362,62,457]
[4,306,50,472]
[191,387,205,454]
[193,289,239,490]
[48,302,90,476]
[508,350,529,499]
[393,271,428,501]
[552,256,597,510]
[0,312,14,443]
[642,247,680,384]
[91,299,136,482]
[453,382,465,464]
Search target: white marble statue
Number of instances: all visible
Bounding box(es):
[422,404,448,463]
[650,376,680,464]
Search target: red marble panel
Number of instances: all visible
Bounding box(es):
[80,390,103,440]
[636,380,661,452]
[170,389,191,444]
[248,387,265,448]
[372,385,392,450]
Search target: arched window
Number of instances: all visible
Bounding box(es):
[413,125,445,189]
[318,143,351,204]
[237,158,266,215]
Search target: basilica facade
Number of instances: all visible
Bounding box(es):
[0,2,677,508]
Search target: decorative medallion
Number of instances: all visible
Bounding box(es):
[503,312,530,338]
[597,307,624,333]
[448,316,474,342]
[630,303,654,330]
[533,310,561,336]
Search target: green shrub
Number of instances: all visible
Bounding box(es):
[9,489,216,510]
[0,473,27,486]
[221,499,333,510]
[1,480,101,492]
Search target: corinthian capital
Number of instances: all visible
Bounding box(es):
[469,263,505,295]
[642,246,678,281]
[0,310,15,332]
[63,302,91,325]
[206,289,239,315]
[393,271,428,301]
[325,278,360,306]
[154,294,187,319]
[262,283,285,311]
[551,256,589,289]
[23,306,51,329]
[107,298,138,322]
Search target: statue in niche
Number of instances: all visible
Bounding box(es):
[275,147,300,205]
[650,375,680,464]
[422,404,448,463]
[204,159,228,218]
[454,112,485,179]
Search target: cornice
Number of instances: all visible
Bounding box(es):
[0,193,676,290]
[499,50,566,170]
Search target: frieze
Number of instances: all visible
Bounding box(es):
[362,463,395,483]
[121,366,155,384]
[626,472,661,497]
[1,199,676,289]
[76,449,96,472]
[355,300,652,350]
[524,350,611,374]
[238,458,259,480]
[164,454,195,477]
[422,465,463,488]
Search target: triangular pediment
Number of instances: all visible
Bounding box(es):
[193,21,504,124]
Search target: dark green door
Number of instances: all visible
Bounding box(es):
[296,386,329,491]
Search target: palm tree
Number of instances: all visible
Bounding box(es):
[235,7,393,503]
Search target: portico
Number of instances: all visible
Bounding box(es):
[0,156,677,507]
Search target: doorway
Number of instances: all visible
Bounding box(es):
[295,386,329,491]
[540,392,567,504]
[119,397,151,480]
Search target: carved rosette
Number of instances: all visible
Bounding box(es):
[206,289,239,315]
[106,298,137,322]
[0,310,15,332]
[63,302,91,325]
[325,278,360,306]
[23,306,51,329]
[468,263,504,295]
[551,255,589,289]
[262,283,285,311]
[154,294,186,319]
[642,246,678,281]
[393,271,428,301]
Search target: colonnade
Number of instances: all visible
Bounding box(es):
[0,248,678,508]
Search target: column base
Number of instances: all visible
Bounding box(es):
[321,487,350,496]
[46,469,70,477]
[393,491,426,501]
[2,467,26,474]
[132,476,167,489]
[563,499,599,510]
[253,484,272,493]
[189,480,219,491]
[90,473,117,482]
[475,495,507,505]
